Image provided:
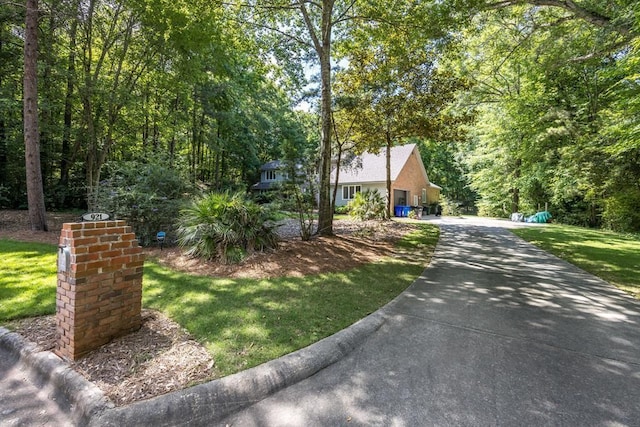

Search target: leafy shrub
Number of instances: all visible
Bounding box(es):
[602,188,640,233]
[95,158,194,246]
[552,196,602,228]
[0,185,9,208]
[277,183,316,241]
[348,189,386,221]
[177,192,279,264]
[440,195,461,216]
[334,205,350,215]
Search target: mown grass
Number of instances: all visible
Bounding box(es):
[511,224,640,299]
[142,224,438,376]
[0,224,439,377]
[0,240,58,321]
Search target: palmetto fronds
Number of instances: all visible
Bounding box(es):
[177,192,279,264]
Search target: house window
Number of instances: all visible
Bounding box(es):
[265,170,276,181]
[422,188,427,204]
[342,185,361,200]
[413,195,419,206]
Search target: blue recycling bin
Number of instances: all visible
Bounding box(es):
[394,205,412,217]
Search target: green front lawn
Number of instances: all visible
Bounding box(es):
[511,224,640,299]
[1,224,439,376]
[0,240,58,320]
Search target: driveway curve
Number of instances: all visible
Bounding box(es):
[221,217,640,426]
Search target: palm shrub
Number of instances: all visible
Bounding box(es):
[348,189,386,221]
[177,192,279,264]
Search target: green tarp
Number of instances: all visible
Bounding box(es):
[526,211,552,223]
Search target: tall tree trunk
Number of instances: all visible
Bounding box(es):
[169,95,179,166]
[191,89,197,181]
[142,84,149,149]
[60,13,78,196]
[310,0,335,236]
[511,157,522,213]
[0,35,7,187]
[317,47,333,234]
[331,147,342,213]
[214,127,221,188]
[385,131,392,219]
[0,115,6,188]
[23,0,48,231]
[39,7,57,193]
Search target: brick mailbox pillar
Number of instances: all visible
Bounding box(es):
[55,221,144,361]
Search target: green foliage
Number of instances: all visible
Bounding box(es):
[348,189,386,221]
[439,195,461,216]
[177,192,279,264]
[0,0,310,211]
[453,5,640,230]
[279,184,316,241]
[602,187,640,233]
[418,139,476,209]
[334,205,350,215]
[277,123,319,240]
[0,185,10,208]
[95,158,194,246]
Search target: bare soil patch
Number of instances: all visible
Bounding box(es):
[2,209,415,406]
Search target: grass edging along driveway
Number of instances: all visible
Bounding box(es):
[0,223,439,377]
[143,223,438,376]
[511,224,640,299]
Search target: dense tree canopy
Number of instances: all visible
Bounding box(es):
[0,0,638,232]
[0,0,306,211]
[450,2,640,230]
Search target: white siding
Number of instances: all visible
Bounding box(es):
[332,183,386,206]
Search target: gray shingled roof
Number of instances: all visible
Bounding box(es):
[330,144,419,184]
[260,160,284,171]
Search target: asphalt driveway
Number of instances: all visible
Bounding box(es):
[221,217,640,426]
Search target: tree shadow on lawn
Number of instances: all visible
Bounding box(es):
[141,254,426,377]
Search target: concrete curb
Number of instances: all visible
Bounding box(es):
[90,309,387,426]
[0,327,112,426]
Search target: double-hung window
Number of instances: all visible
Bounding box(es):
[265,170,277,181]
[342,185,361,200]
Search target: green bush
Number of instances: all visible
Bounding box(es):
[276,182,316,241]
[552,196,602,228]
[177,192,279,264]
[440,195,461,216]
[95,158,194,246]
[334,205,350,215]
[602,188,640,233]
[0,185,9,208]
[348,189,386,221]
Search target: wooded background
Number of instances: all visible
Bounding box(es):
[1,0,638,232]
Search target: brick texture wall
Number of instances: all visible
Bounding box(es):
[55,221,144,361]
[392,150,429,206]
